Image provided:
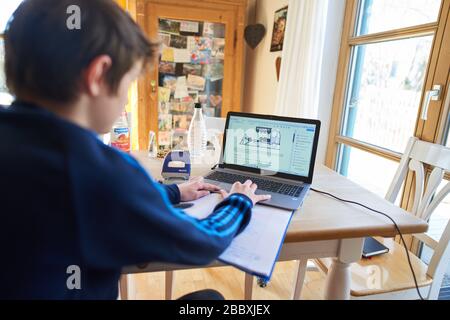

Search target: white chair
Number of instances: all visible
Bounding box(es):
[301,137,450,299]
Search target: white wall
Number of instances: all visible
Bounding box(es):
[243,0,288,114]
[243,0,346,164]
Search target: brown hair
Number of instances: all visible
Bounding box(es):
[4,0,158,103]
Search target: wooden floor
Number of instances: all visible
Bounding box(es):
[125,261,325,300]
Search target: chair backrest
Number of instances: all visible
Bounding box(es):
[385,137,450,299]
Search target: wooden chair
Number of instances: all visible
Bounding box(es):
[302,137,450,299]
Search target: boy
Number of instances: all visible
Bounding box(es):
[0,0,270,299]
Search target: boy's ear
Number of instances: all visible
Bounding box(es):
[83,55,113,96]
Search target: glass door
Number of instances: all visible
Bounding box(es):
[157,18,226,152]
[140,2,238,155]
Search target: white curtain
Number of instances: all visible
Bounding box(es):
[275,0,329,118]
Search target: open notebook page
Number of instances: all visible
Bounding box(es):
[184,193,293,279]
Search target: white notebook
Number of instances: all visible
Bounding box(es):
[184,193,293,280]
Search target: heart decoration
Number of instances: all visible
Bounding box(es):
[244,24,266,49]
[209,95,223,107]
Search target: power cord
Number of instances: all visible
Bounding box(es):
[310,187,425,300]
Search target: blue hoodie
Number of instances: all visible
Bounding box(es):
[0,101,252,299]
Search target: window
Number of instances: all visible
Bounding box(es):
[337,144,400,198]
[328,1,450,296]
[342,36,433,153]
[327,0,449,200]
[355,0,442,36]
[0,0,22,106]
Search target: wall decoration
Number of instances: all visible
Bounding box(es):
[173,49,191,63]
[209,95,223,108]
[203,63,224,82]
[159,62,176,75]
[203,22,215,37]
[170,35,188,49]
[156,17,227,152]
[172,131,188,150]
[270,6,288,52]
[187,74,206,91]
[158,131,172,147]
[244,24,266,49]
[174,76,189,99]
[161,47,175,62]
[276,57,282,81]
[158,101,170,114]
[158,87,171,103]
[173,115,191,130]
[162,75,177,93]
[158,114,173,131]
[159,19,180,35]
[191,50,211,65]
[183,64,203,76]
[212,38,225,59]
[158,33,171,47]
[180,21,199,34]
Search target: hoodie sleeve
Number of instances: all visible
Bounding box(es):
[162,184,181,204]
[70,150,252,269]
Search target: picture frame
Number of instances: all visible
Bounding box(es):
[270,6,288,52]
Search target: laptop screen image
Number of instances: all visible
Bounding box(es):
[223,114,319,179]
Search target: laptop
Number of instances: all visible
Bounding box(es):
[204,112,321,210]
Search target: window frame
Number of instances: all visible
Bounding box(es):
[326,0,450,208]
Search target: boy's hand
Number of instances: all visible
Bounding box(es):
[178,177,222,202]
[218,180,271,206]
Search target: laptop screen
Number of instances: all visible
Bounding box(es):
[223,114,319,179]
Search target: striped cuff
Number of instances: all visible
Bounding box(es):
[212,193,253,235]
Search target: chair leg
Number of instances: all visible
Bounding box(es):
[165,271,174,300]
[292,260,308,300]
[119,275,129,300]
[245,273,253,300]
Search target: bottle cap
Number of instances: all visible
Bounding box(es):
[194,103,202,109]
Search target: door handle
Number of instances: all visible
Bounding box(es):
[150,80,157,93]
[421,85,442,120]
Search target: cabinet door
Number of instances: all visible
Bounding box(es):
[144,2,236,153]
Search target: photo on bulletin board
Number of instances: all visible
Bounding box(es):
[172,130,188,150]
[212,38,225,60]
[159,102,171,114]
[170,35,188,49]
[159,19,180,35]
[159,62,176,75]
[270,6,288,52]
[183,64,203,76]
[158,33,171,47]
[173,115,191,130]
[158,114,173,131]
[162,75,177,93]
[158,131,172,147]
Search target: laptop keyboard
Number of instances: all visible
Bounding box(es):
[205,171,303,197]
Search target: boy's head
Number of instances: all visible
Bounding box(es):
[4,0,158,133]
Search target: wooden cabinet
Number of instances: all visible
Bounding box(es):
[135,0,247,151]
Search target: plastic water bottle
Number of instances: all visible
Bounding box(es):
[188,103,207,160]
[110,111,131,153]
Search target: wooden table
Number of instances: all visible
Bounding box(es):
[122,152,428,300]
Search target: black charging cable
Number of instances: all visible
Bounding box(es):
[310,187,425,300]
